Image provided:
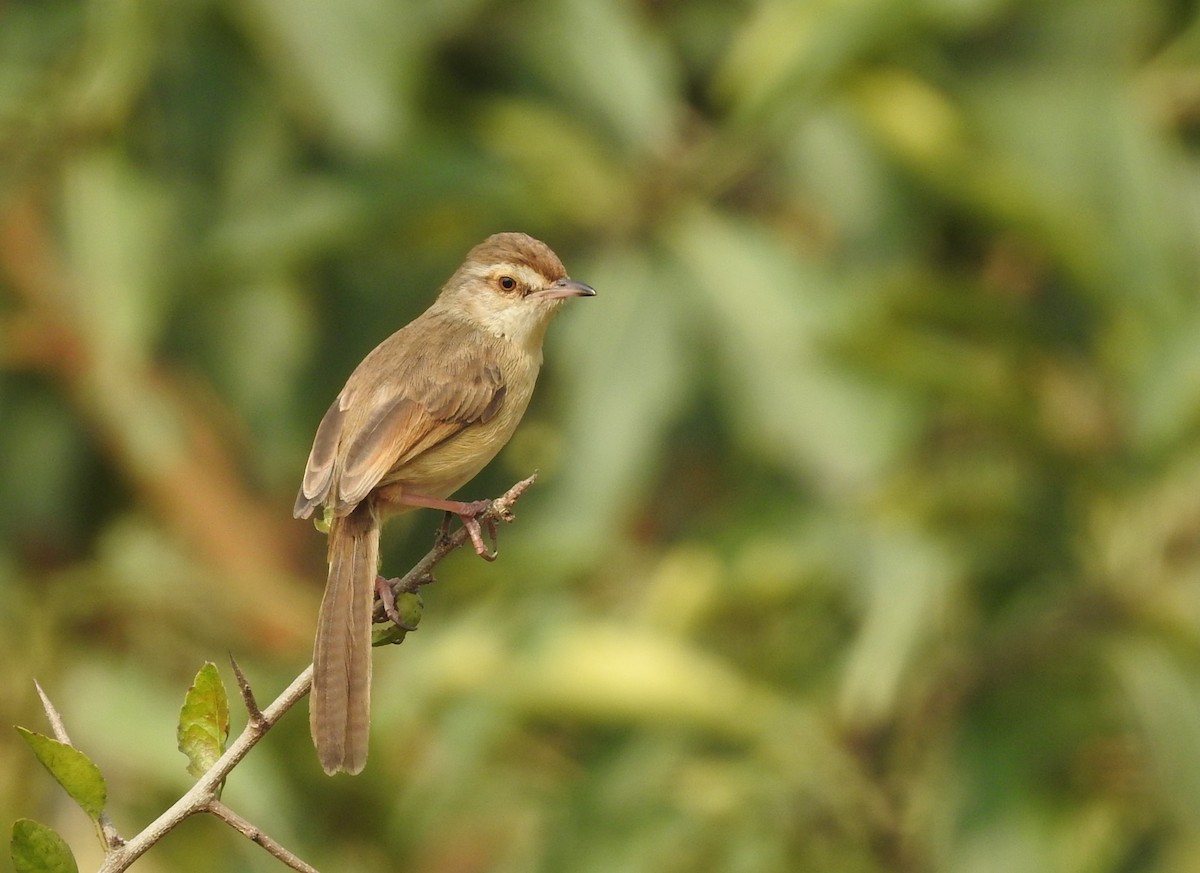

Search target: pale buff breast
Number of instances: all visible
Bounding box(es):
[380,347,541,500]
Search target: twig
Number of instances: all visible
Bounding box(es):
[35,681,125,850]
[89,474,539,871]
[205,801,319,873]
[96,667,314,873]
[383,473,538,604]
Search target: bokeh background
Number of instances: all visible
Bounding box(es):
[3,0,1200,870]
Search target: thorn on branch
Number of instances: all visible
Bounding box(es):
[228,655,265,727]
[33,680,125,849]
[34,679,72,744]
[31,476,539,872]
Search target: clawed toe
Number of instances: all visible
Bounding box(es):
[375,575,418,630]
[461,513,498,560]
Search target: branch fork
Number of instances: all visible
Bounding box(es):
[28,473,538,873]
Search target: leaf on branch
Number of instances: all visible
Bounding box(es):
[315,505,333,534]
[177,662,230,779]
[10,819,79,873]
[15,729,107,821]
[372,592,423,646]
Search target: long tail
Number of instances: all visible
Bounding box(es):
[311,501,378,774]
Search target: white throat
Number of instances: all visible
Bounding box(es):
[466,297,559,353]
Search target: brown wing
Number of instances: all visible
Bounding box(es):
[294,398,345,518]
[334,370,505,509]
[294,314,506,518]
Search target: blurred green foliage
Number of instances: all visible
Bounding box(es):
[2,0,1200,870]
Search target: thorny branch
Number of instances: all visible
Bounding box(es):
[33,476,538,873]
[373,473,539,619]
[205,800,319,873]
[94,667,315,873]
[35,681,124,850]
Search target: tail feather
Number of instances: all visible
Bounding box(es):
[311,502,378,774]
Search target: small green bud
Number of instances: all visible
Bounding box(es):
[371,593,424,646]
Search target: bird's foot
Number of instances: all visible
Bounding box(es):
[456,499,498,560]
[375,575,419,630]
[390,490,503,560]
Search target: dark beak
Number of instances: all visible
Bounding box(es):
[529,277,597,301]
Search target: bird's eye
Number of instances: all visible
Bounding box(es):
[498,275,518,292]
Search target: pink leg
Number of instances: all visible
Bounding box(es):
[390,492,497,560]
[375,575,417,630]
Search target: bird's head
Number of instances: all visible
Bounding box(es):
[438,232,595,349]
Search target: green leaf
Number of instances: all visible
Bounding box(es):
[371,592,423,646]
[176,662,230,779]
[15,729,106,821]
[10,819,78,873]
[315,505,333,534]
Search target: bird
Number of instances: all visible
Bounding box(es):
[294,232,595,774]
